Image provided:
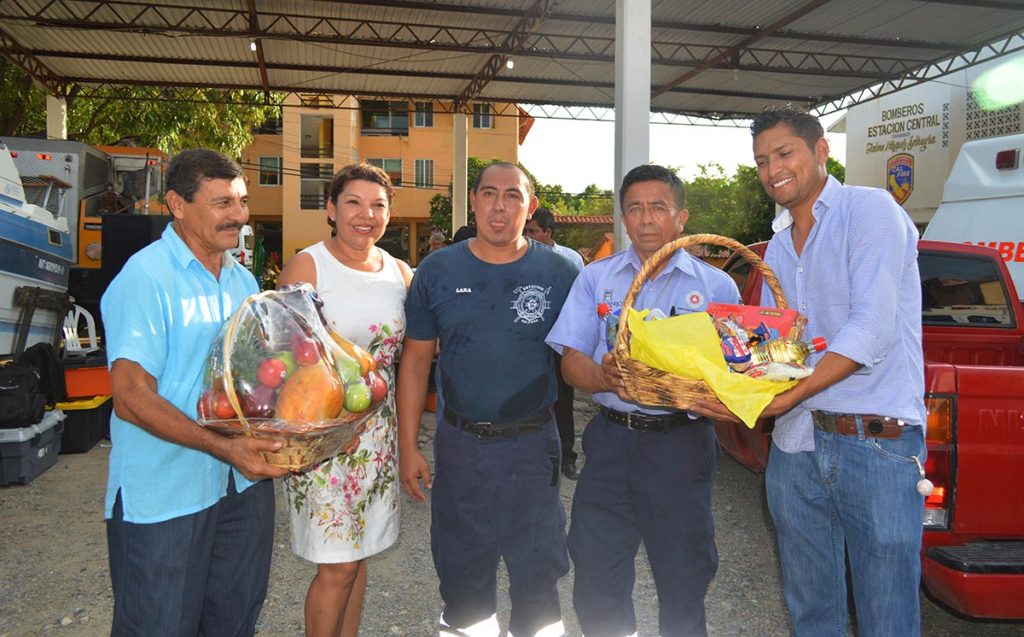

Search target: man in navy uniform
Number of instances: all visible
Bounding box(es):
[397,163,578,637]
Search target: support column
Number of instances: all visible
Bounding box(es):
[452,110,469,232]
[613,0,651,252]
[46,95,67,140]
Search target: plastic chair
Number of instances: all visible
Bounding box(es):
[63,305,101,355]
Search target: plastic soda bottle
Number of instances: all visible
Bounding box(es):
[597,303,620,351]
[749,336,827,365]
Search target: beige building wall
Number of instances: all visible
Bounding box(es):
[245,98,523,265]
[241,135,284,220]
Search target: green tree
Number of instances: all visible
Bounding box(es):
[826,156,845,183]
[0,59,277,156]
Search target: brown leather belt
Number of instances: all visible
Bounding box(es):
[603,407,696,433]
[442,404,550,439]
[811,411,906,439]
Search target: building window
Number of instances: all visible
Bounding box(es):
[472,103,492,129]
[258,156,282,186]
[414,159,434,189]
[252,111,283,134]
[361,100,409,136]
[368,158,403,186]
[414,102,434,128]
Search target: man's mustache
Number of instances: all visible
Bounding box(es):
[217,221,245,231]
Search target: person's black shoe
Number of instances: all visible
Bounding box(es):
[561,459,579,481]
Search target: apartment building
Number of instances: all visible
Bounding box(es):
[242,95,530,266]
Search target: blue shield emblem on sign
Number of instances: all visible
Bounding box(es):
[886,153,914,205]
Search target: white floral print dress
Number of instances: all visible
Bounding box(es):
[283,242,406,563]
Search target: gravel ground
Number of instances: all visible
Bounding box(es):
[2,395,1023,636]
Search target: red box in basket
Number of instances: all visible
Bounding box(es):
[706,303,801,341]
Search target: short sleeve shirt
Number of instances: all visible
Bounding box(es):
[101,223,260,523]
[405,240,577,422]
[546,245,741,414]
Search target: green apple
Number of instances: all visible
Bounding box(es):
[273,351,299,378]
[335,355,362,385]
[344,382,372,413]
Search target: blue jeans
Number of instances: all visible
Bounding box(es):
[107,476,275,637]
[431,417,568,637]
[570,411,718,637]
[766,424,925,637]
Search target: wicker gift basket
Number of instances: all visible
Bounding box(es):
[613,233,806,410]
[198,284,386,472]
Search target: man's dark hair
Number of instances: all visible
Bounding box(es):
[166,148,244,202]
[619,164,685,210]
[452,224,477,243]
[471,162,535,197]
[531,207,555,233]
[750,108,824,149]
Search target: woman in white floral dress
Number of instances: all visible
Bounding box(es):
[277,163,412,637]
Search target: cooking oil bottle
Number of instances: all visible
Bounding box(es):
[749,336,827,365]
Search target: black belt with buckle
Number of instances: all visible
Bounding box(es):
[442,404,550,439]
[811,411,907,439]
[602,407,694,433]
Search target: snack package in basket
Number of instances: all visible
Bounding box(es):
[626,308,797,429]
[196,283,387,471]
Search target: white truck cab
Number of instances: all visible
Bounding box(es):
[923,134,1024,300]
[229,224,254,270]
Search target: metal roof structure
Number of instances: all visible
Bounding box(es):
[1,1,1023,123]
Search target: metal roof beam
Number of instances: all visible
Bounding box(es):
[245,0,270,98]
[338,0,962,51]
[0,26,66,95]
[913,0,1024,10]
[0,3,940,77]
[59,81,767,122]
[455,0,556,107]
[813,32,1024,116]
[652,0,834,99]
[30,49,817,103]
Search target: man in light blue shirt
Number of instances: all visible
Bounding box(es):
[747,109,926,637]
[102,149,287,635]
[546,165,739,637]
[524,207,585,478]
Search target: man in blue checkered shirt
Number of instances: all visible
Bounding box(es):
[729,108,927,636]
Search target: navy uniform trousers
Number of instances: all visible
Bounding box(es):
[432,416,570,637]
[569,410,718,637]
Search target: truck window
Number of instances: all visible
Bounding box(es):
[919,251,1015,328]
[724,258,752,294]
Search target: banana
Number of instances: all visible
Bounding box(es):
[328,330,376,375]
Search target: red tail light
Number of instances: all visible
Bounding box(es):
[923,395,955,529]
[995,149,1019,170]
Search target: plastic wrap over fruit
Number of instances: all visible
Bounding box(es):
[196,283,386,468]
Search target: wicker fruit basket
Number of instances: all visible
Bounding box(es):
[613,233,805,410]
[198,284,384,472]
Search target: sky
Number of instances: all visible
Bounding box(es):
[519,111,848,194]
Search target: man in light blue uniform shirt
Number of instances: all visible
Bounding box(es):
[102,149,288,635]
[524,207,585,478]
[746,109,926,636]
[546,164,739,637]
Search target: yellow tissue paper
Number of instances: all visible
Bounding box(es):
[626,308,796,428]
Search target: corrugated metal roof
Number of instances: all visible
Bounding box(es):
[0,0,1022,119]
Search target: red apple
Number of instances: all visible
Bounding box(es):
[366,371,388,404]
[241,385,276,418]
[257,357,288,389]
[211,390,235,420]
[291,335,320,366]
